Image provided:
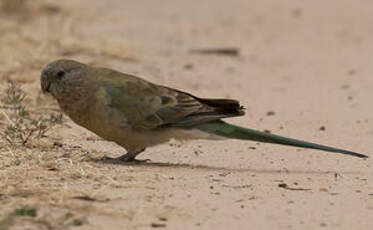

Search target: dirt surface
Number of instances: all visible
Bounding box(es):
[0,0,372,229]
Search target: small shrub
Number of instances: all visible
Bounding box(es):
[13,206,38,217]
[0,80,63,146]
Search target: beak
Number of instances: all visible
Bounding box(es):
[40,73,51,93]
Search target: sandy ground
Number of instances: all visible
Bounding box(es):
[0,0,372,229]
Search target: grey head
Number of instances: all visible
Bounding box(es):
[40,59,88,96]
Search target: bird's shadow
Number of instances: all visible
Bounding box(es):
[92,158,366,175]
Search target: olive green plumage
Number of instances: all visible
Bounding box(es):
[40,59,367,162]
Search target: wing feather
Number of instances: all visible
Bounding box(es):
[99,70,244,130]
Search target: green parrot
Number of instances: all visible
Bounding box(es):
[40,59,368,162]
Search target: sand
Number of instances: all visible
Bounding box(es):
[0,0,372,229]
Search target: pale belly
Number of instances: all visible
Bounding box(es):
[60,98,223,152]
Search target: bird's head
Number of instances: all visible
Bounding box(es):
[41,59,88,98]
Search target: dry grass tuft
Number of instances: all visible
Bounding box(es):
[0,80,63,147]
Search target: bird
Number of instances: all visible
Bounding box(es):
[40,59,368,162]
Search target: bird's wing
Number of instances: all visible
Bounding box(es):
[100,71,244,130]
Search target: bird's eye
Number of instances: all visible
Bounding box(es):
[56,70,66,79]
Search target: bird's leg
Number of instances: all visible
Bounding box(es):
[117,148,148,162]
[102,148,148,163]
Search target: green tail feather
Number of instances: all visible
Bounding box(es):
[195,120,368,158]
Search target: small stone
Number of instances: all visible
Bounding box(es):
[266,111,275,116]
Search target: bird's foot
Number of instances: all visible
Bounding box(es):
[101,156,150,164]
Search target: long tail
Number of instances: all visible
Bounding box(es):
[194,120,368,158]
